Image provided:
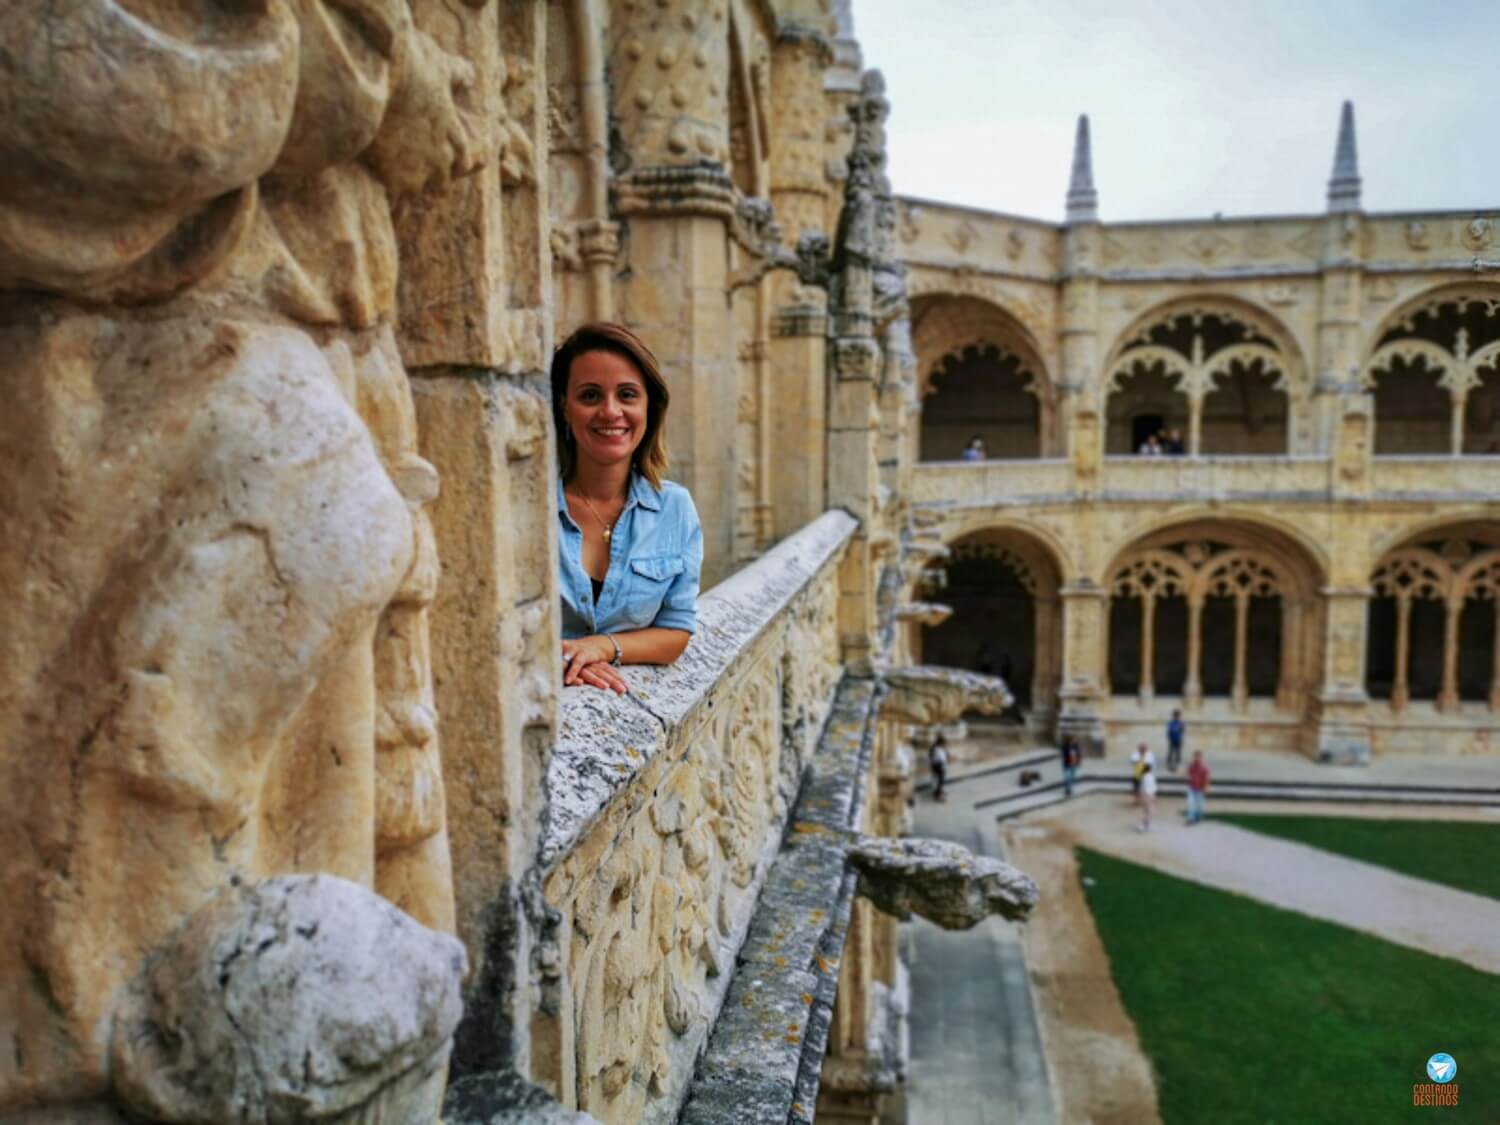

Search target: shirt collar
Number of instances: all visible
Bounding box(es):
[557,472,662,514]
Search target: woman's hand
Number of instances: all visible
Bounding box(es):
[562,635,628,694]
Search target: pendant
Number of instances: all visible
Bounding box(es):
[603,529,612,542]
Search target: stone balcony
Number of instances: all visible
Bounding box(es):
[911,454,1500,512]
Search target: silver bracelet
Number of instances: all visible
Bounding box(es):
[607,634,623,667]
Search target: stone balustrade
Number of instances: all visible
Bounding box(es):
[531,511,857,1124]
[913,454,1500,510]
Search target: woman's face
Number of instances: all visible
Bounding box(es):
[564,350,650,472]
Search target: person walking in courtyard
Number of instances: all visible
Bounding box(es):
[1128,742,1155,800]
[929,734,949,802]
[1166,708,1185,772]
[1060,735,1081,797]
[1136,762,1157,832]
[1186,750,1211,824]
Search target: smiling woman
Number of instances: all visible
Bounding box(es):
[551,322,703,693]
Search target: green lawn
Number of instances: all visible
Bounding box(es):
[1078,846,1500,1124]
[1215,815,1500,901]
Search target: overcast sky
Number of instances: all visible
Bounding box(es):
[854,0,1496,222]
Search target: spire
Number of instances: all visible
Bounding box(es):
[1327,100,1361,213]
[1066,114,1099,223]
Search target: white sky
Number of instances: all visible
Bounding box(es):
[854,0,1497,222]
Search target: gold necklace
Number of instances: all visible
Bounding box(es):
[576,491,622,542]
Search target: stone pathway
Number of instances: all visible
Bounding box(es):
[1030,795,1500,975]
[905,801,1057,1125]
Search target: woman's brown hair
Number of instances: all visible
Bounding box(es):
[551,322,671,488]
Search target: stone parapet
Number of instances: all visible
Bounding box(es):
[532,510,856,1123]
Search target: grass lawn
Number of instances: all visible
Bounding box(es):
[1078,846,1500,1124]
[1215,815,1500,901]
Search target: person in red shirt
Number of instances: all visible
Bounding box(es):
[1186,751,1211,824]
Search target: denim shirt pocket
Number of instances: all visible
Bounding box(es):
[621,554,686,627]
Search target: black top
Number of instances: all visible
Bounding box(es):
[591,576,604,603]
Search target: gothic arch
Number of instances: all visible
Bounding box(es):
[915,526,1066,725]
[1102,507,1331,585]
[930,513,1078,588]
[1102,295,1310,455]
[1364,283,1500,455]
[912,293,1058,459]
[1366,521,1500,711]
[1103,519,1324,712]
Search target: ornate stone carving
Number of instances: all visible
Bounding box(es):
[879,666,1012,725]
[0,4,479,1115]
[848,837,1039,929]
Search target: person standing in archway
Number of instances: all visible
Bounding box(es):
[961,434,986,461]
[1166,708,1185,772]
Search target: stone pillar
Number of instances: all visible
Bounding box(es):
[1033,595,1058,724]
[1058,583,1109,752]
[1450,392,1467,457]
[1318,216,1369,482]
[1391,595,1412,713]
[1312,586,1373,763]
[1060,224,1102,495]
[766,23,833,542]
[1187,390,1205,457]
[1139,595,1157,703]
[1490,601,1500,711]
[1232,594,1251,712]
[1438,599,1463,712]
[610,0,738,586]
[1276,600,1301,710]
[1184,596,1205,709]
[399,0,559,1082]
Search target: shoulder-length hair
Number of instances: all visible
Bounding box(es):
[551,322,671,489]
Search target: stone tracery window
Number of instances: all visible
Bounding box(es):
[1105,306,1296,456]
[1367,537,1500,711]
[1367,289,1500,455]
[1107,541,1295,710]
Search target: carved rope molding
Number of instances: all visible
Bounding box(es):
[535,510,856,1124]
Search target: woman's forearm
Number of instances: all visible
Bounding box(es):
[614,627,691,666]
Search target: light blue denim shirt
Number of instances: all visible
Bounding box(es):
[557,473,703,639]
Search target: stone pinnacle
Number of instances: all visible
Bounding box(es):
[1066,113,1099,223]
[1327,99,1362,213]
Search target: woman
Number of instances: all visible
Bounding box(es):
[552,323,703,693]
[1136,762,1157,833]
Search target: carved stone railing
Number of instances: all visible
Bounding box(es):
[530,511,857,1124]
[910,458,1072,506]
[914,455,1500,511]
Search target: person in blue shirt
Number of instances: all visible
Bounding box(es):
[551,322,703,693]
[1166,708,1185,772]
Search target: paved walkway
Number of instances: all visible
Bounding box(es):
[905,800,1057,1125]
[1029,796,1500,974]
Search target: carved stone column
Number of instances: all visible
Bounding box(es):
[1232,594,1251,712]
[1490,600,1500,712]
[1438,598,1463,712]
[1392,595,1413,713]
[609,0,738,585]
[1139,594,1157,703]
[1450,391,1468,457]
[1187,390,1206,457]
[1184,595,1206,709]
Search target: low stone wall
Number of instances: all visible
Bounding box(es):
[531,511,857,1124]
